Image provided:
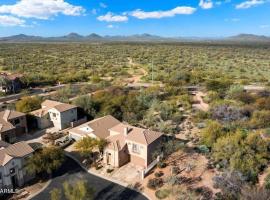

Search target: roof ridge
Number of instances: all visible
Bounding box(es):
[3,110,11,121]
[142,129,149,144]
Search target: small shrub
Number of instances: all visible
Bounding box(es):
[147,178,163,190]
[157,162,167,169]
[264,173,270,189]
[172,166,180,175]
[106,168,114,173]
[155,189,170,199]
[154,171,164,178]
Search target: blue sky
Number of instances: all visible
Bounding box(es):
[0,0,269,37]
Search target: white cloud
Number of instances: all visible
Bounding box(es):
[236,0,265,9]
[97,12,128,22]
[0,15,25,26]
[0,0,85,20]
[130,6,196,19]
[199,0,214,9]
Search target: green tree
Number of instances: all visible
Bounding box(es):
[26,147,65,175]
[63,180,95,200]
[200,120,225,148]
[15,96,42,113]
[50,188,62,200]
[75,137,101,158]
[73,95,98,118]
[213,131,269,181]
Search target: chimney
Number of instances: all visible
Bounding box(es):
[124,127,129,136]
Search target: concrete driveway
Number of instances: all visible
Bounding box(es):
[31,156,148,200]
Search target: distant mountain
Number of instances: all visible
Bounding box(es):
[64,32,84,39]
[227,34,270,42]
[0,33,270,43]
[86,33,103,39]
[0,34,44,41]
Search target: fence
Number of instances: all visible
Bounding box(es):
[141,156,160,179]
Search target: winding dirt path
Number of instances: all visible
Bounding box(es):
[193,91,209,112]
[127,57,147,84]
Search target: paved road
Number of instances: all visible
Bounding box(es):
[31,157,148,200]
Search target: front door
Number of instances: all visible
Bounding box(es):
[106,153,111,165]
[11,175,18,189]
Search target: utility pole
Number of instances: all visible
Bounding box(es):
[151,57,154,85]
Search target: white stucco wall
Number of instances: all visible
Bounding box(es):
[49,108,77,130]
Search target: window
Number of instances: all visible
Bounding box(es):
[10,168,15,174]
[52,113,56,118]
[14,119,20,125]
[132,144,140,154]
[0,172,2,180]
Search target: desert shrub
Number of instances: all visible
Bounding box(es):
[250,110,270,128]
[193,186,213,200]
[154,171,164,178]
[211,104,247,122]
[106,168,114,173]
[147,178,163,190]
[157,162,167,169]
[197,145,210,154]
[155,189,170,199]
[200,120,225,148]
[264,173,270,190]
[172,166,181,175]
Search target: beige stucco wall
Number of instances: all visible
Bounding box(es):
[49,108,77,130]
[36,114,53,130]
[126,140,148,167]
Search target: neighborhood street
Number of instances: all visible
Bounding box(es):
[31,156,148,200]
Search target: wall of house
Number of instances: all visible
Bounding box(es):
[59,108,77,130]
[1,129,16,143]
[36,115,53,130]
[146,137,163,166]
[48,109,62,130]
[0,154,33,190]
[126,140,147,167]
[104,148,119,167]
[49,108,77,130]
[9,115,28,135]
[118,147,130,167]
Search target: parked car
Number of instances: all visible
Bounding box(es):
[55,135,73,148]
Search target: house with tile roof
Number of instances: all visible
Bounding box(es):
[31,100,78,130]
[0,141,34,190]
[105,123,164,168]
[69,115,163,168]
[0,73,24,94]
[0,110,28,144]
[69,115,121,141]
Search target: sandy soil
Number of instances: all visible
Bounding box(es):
[192,91,209,112]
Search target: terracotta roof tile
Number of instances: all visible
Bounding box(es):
[0,141,34,166]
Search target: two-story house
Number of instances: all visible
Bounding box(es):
[31,100,78,131]
[69,115,163,168]
[0,73,23,94]
[0,110,28,144]
[105,123,163,168]
[0,141,34,191]
[69,115,121,141]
